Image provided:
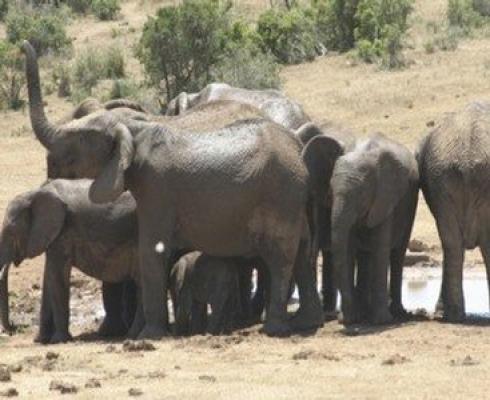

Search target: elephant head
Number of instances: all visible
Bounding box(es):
[22,41,135,203]
[0,188,67,333]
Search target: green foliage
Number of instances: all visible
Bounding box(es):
[0,41,25,110]
[424,24,462,53]
[473,0,490,16]
[91,0,120,20]
[5,9,72,56]
[256,6,318,64]
[312,0,360,51]
[71,46,125,101]
[447,0,482,32]
[52,63,72,97]
[137,0,238,102]
[66,0,91,14]
[108,79,139,100]
[212,46,281,90]
[0,0,8,21]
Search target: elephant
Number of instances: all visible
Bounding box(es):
[418,101,490,322]
[323,133,419,325]
[22,40,332,339]
[170,252,242,335]
[165,82,310,130]
[0,179,141,344]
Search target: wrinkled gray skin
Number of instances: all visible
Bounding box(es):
[326,133,419,325]
[0,179,141,344]
[166,83,310,130]
[418,101,490,322]
[22,41,329,339]
[170,252,241,335]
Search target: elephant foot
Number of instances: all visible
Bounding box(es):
[339,302,360,326]
[34,333,51,344]
[262,318,290,337]
[390,302,410,320]
[290,306,324,332]
[443,305,465,323]
[369,307,394,325]
[49,331,73,345]
[98,317,128,338]
[0,325,12,336]
[137,325,169,340]
[323,309,338,321]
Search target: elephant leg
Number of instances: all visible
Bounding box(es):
[290,238,324,331]
[389,247,409,319]
[127,287,144,339]
[237,265,253,325]
[479,239,490,311]
[0,265,11,334]
[356,251,371,322]
[122,280,138,329]
[251,262,268,322]
[35,267,55,344]
[208,295,227,335]
[322,250,337,319]
[137,214,173,340]
[45,247,72,344]
[436,211,465,322]
[337,238,358,325]
[190,302,207,335]
[260,241,296,337]
[98,281,127,337]
[368,222,393,325]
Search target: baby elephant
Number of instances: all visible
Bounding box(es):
[170,252,241,336]
[0,179,140,343]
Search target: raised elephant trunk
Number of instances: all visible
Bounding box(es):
[21,40,59,148]
[0,264,11,334]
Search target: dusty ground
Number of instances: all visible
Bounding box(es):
[1,0,490,398]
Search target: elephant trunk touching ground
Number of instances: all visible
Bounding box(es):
[0,265,10,333]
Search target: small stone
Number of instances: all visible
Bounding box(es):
[426,120,435,128]
[451,355,479,367]
[85,379,101,389]
[7,364,21,374]
[0,388,18,397]
[122,340,156,352]
[292,350,314,361]
[198,375,217,383]
[128,388,143,397]
[0,367,11,382]
[148,371,166,379]
[382,354,410,365]
[45,351,59,361]
[105,345,117,353]
[31,283,40,290]
[49,380,78,394]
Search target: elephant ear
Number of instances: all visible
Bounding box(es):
[302,135,344,203]
[295,122,324,146]
[366,150,410,228]
[26,190,66,258]
[89,123,135,204]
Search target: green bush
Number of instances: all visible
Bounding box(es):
[256,6,318,64]
[109,79,139,100]
[71,46,125,100]
[5,9,72,56]
[448,0,482,31]
[312,0,360,51]
[67,0,91,14]
[0,0,8,21]
[0,41,25,110]
[91,0,120,20]
[137,0,234,102]
[212,46,281,90]
[52,63,72,97]
[473,0,490,16]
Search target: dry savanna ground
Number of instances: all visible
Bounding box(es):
[0,0,490,398]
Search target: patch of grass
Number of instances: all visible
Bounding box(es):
[91,0,121,20]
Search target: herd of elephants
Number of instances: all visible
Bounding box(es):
[0,40,487,344]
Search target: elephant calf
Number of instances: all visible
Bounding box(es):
[0,179,140,343]
[325,133,419,325]
[170,252,241,336]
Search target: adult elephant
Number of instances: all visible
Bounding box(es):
[324,133,419,325]
[418,101,490,322]
[166,82,310,130]
[22,41,333,338]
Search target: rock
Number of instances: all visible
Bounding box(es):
[408,239,429,253]
[292,350,314,361]
[7,364,21,374]
[198,375,217,383]
[426,120,435,128]
[0,388,18,397]
[128,388,143,397]
[45,351,59,361]
[49,380,78,394]
[85,379,101,389]
[122,340,156,352]
[382,354,410,365]
[0,367,11,382]
[404,252,431,266]
[105,345,117,353]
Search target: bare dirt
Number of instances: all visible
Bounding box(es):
[1,0,490,398]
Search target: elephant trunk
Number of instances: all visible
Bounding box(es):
[21,40,59,149]
[0,264,11,334]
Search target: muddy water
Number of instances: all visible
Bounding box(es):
[403,277,489,315]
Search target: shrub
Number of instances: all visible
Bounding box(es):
[71,46,125,100]
[137,0,233,102]
[0,41,26,110]
[0,0,8,21]
[212,46,281,90]
[447,0,482,32]
[5,9,72,56]
[256,6,318,64]
[473,0,490,16]
[52,63,72,97]
[66,0,91,14]
[91,0,120,20]
[109,79,139,100]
